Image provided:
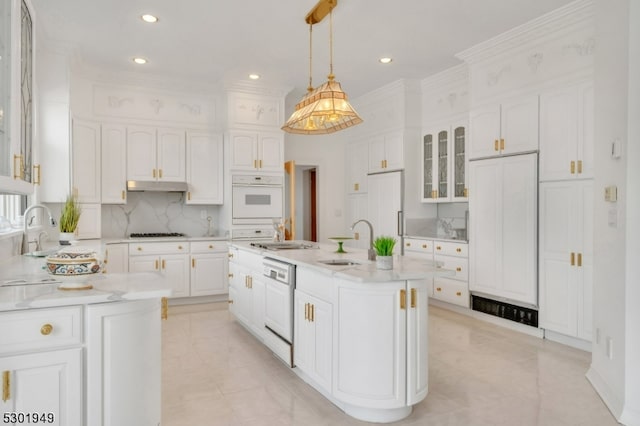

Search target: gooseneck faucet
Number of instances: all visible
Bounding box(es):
[21,204,56,254]
[350,219,376,261]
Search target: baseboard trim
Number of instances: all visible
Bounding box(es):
[543,329,592,352]
[586,366,623,421]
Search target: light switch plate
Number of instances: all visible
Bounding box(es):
[611,138,622,159]
[605,186,618,202]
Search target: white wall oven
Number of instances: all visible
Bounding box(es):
[232,175,283,225]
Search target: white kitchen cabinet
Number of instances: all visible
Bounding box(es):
[227,251,266,339]
[433,241,470,308]
[422,120,467,202]
[186,132,223,204]
[368,131,403,173]
[127,126,186,182]
[228,131,284,172]
[86,299,161,426]
[345,193,368,250]
[104,243,129,274]
[539,180,593,341]
[539,81,594,181]
[101,123,127,204]
[367,171,402,238]
[468,153,537,306]
[71,119,101,204]
[345,140,369,194]
[403,238,434,258]
[469,95,539,159]
[128,242,190,298]
[294,290,333,392]
[190,241,228,296]
[0,306,84,426]
[334,279,428,409]
[75,203,101,240]
[0,349,83,426]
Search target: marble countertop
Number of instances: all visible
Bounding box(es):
[404,234,469,244]
[230,241,455,283]
[0,251,172,312]
[105,236,229,244]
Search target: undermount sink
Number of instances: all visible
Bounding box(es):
[318,259,361,266]
[24,248,60,257]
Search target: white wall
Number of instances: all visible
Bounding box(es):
[284,132,348,243]
[588,0,640,423]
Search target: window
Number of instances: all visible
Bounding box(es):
[0,193,25,221]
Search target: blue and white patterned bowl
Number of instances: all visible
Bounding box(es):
[45,249,101,276]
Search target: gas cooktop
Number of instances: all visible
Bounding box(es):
[129,232,186,238]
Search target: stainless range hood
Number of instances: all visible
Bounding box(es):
[127,180,188,192]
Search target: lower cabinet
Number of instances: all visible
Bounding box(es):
[103,243,129,274]
[190,242,228,296]
[0,349,83,426]
[86,299,161,426]
[227,258,265,339]
[294,290,332,392]
[129,252,190,298]
[334,279,429,409]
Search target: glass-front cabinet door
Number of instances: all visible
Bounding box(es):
[422,120,467,203]
[0,0,34,195]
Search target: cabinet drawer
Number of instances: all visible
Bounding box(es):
[404,238,434,256]
[433,241,468,257]
[129,241,188,255]
[0,306,83,355]
[434,255,468,281]
[296,267,333,303]
[432,278,470,308]
[191,241,227,253]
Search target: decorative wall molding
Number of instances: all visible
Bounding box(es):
[487,66,511,87]
[563,37,596,57]
[528,53,544,73]
[107,96,133,108]
[227,93,283,129]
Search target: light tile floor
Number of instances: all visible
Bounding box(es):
[161,303,618,426]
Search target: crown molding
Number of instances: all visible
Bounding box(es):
[456,0,594,64]
[420,63,469,91]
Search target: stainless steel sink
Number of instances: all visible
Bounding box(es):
[251,242,316,250]
[318,259,361,266]
[24,248,59,257]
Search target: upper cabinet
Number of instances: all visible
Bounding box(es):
[368,131,403,173]
[0,0,35,195]
[469,96,539,159]
[71,119,101,204]
[539,81,594,181]
[101,123,127,204]
[127,126,186,182]
[186,132,223,204]
[345,141,369,194]
[228,131,283,173]
[421,119,467,203]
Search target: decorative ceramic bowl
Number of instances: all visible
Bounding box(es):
[45,249,101,276]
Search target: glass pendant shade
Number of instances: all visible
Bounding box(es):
[282,75,362,134]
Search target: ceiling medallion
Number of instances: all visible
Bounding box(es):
[282,0,362,135]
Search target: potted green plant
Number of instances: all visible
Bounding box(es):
[59,195,81,245]
[372,236,396,270]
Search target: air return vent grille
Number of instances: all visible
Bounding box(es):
[471,295,538,327]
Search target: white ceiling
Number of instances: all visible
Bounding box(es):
[30,0,576,100]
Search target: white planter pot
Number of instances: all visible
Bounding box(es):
[59,232,75,245]
[376,255,393,270]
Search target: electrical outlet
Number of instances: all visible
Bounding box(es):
[607,337,614,360]
[595,328,600,344]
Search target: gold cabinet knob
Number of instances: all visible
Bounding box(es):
[436,287,442,292]
[456,267,462,272]
[40,324,53,335]
[436,246,442,250]
[228,253,234,258]
[456,248,462,253]
[178,245,183,250]
[456,291,462,296]
[209,245,213,249]
[137,247,142,251]
[228,300,234,304]
[406,242,411,247]
[422,244,427,249]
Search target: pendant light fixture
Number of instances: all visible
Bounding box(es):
[282,0,363,135]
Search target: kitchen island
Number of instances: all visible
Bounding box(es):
[0,252,172,426]
[228,241,454,423]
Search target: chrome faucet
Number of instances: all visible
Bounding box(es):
[21,204,56,254]
[350,219,376,261]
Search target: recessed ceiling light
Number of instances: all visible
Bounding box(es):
[141,14,158,23]
[133,57,147,65]
[248,74,261,80]
[379,57,393,64]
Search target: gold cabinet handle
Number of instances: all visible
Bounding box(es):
[159,169,163,178]
[155,260,159,270]
[192,258,196,268]
[354,183,359,191]
[259,159,263,169]
[500,138,505,151]
[13,154,24,179]
[381,160,385,169]
[187,191,191,201]
[463,188,468,198]
[152,169,157,178]
[33,164,41,185]
[311,304,315,322]
[304,303,309,321]
[434,189,438,198]
[161,297,168,320]
[40,324,53,335]
[2,371,10,402]
[410,288,417,308]
[494,139,499,151]
[249,276,252,288]
[436,287,442,292]
[161,259,165,269]
[577,160,583,174]
[570,161,576,174]
[254,159,258,169]
[577,253,582,267]
[400,289,407,310]
[570,252,575,266]
[121,190,126,200]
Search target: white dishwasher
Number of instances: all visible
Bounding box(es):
[262,257,296,366]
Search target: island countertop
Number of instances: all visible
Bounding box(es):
[229,241,455,282]
[0,252,172,312]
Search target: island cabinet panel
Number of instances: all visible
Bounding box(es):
[334,280,407,409]
[86,299,161,426]
[406,279,429,405]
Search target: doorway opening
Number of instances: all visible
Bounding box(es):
[284,161,318,242]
